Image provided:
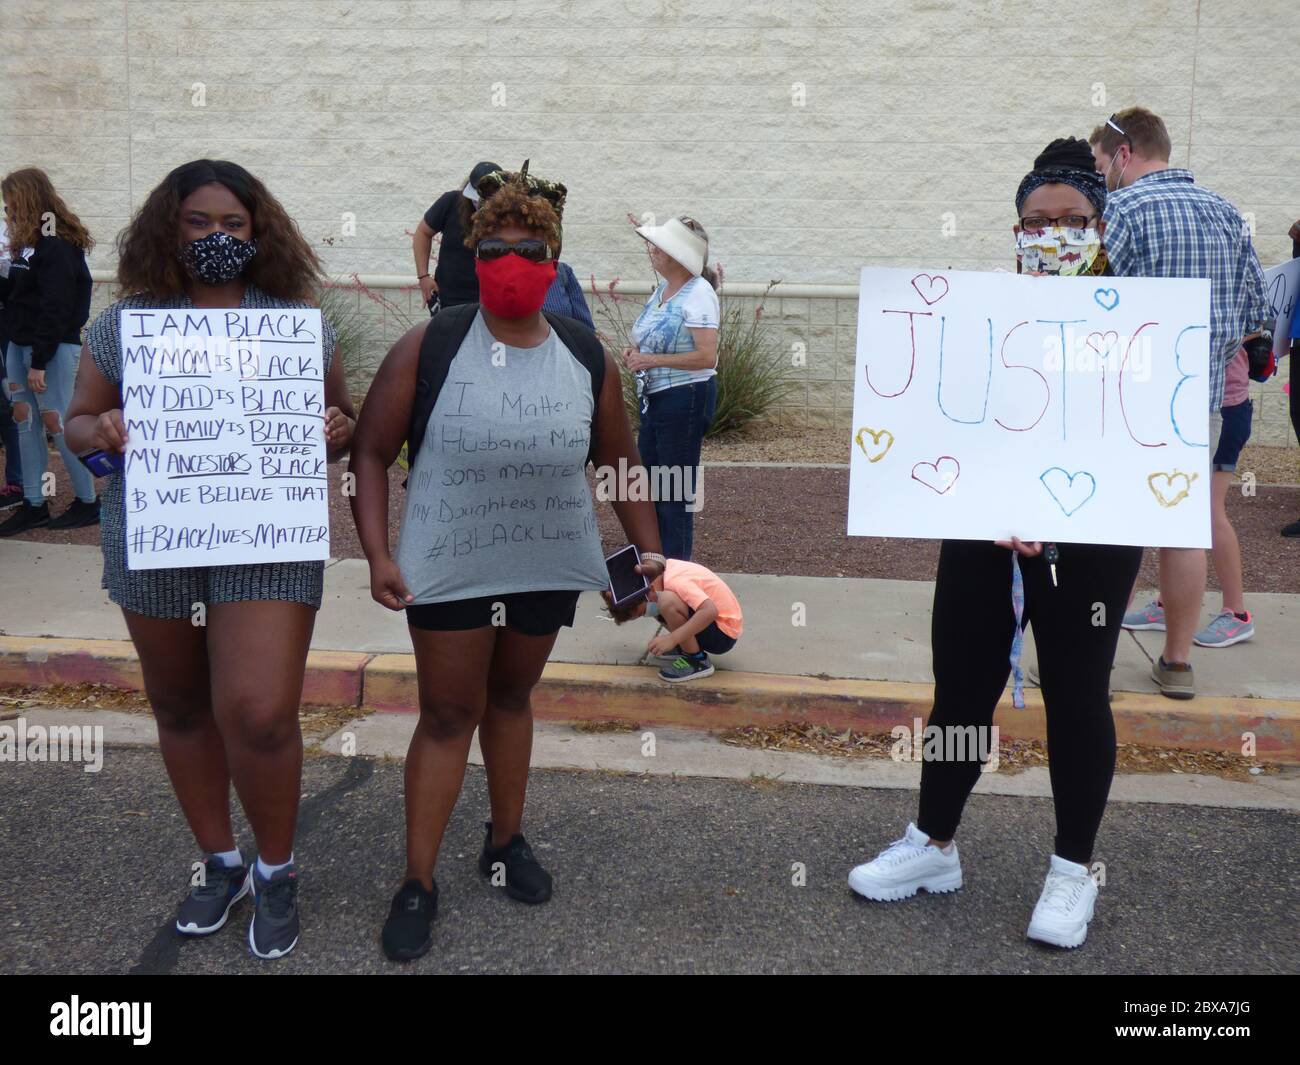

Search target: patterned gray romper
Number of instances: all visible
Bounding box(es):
[85,283,338,619]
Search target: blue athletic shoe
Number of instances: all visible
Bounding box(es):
[249,861,300,960]
[176,854,250,936]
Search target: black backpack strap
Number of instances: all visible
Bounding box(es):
[407,302,480,468]
[542,310,607,465]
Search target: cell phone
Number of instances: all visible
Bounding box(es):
[605,544,650,608]
[78,448,126,477]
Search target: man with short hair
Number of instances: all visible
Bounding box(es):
[1093,107,1273,699]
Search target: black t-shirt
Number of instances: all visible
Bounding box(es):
[423,189,477,305]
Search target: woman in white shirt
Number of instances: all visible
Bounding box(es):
[622,216,720,560]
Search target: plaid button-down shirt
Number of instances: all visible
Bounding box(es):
[1102,168,1271,411]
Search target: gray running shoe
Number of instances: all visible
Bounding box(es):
[658,652,715,683]
[176,854,250,936]
[249,861,300,960]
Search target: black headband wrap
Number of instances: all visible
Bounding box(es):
[1015,166,1107,217]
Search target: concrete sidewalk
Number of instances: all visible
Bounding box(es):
[3,539,1298,699]
[2,540,1299,762]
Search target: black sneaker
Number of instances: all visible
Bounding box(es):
[0,484,22,511]
[658,651,715,683]
[176,854,251,936]
[381,879,438,962]
[1283,518,1300,538]
[478,823,553,904]
[248,861,300,959]
[0,501,49,537]
[49,498,100,529]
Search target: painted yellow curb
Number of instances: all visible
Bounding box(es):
[2,636,1295,763]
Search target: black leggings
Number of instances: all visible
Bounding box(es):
[916,539,1142,864]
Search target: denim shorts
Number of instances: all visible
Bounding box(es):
[1211,400,1252,472]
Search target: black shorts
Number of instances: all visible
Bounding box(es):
[405,589,581,637]
[689,610,737,655]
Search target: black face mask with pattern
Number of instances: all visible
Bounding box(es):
[177,230,258,284]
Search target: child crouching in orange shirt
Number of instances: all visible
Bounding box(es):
[609,559,743,683]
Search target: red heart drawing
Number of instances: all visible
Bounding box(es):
[910,273,949,306]
[911,456,960,495]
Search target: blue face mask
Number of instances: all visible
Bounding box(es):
[178,230,257,284]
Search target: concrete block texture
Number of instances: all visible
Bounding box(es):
[15,0,1295,444]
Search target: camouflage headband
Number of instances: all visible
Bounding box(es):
[473,158,566,252]
[474,159,567,217]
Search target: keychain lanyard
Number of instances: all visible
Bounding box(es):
[1008,543,1059,710]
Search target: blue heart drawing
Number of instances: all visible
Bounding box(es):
[1094,287,1120,311]
[1040,467,1096,516]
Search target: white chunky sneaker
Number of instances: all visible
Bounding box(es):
[848,822,962,901]
[1026,854,1098,948]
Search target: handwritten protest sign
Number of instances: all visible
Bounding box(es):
[1263,257,1300,356]
[848,268,1211,548]
[120,308,330,569]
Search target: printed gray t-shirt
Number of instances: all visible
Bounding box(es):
[395,311,609,603]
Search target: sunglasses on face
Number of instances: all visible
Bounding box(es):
[475,238,555,263]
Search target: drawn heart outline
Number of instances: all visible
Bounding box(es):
[1085,330,1120,362]
[1147,470,1199,508]
[910,273,949,306]
[1094,287,1120,311]
[911,455,960,495]
[854,426,895,463]
[1040,467,1097,517]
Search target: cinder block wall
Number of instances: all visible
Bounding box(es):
[13,0,1298,444]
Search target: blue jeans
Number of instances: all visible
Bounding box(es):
[637,377,716,560]
[0,386,19,490]
[3,342,97,506]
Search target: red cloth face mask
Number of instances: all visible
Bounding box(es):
[475,255,557,318]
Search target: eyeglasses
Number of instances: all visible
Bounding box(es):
[475,238,554,263]
[1019,214,1096,231]
[1106,113,1131,145]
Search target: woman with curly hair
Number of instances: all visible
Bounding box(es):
[350,161,664,961]
[0,168,98,534]
[63,159,356,960]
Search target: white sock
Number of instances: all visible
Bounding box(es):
[214,848,243,868]
[257,854,293,880]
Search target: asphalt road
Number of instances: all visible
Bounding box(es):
[1,747,1294,975]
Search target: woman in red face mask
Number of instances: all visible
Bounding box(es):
[349,163,664,962]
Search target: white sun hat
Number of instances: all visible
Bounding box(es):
[634,216,708,276]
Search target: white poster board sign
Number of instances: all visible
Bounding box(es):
[120,308,330,569]
[848,268,1211,548]
[1263,257,1300,356]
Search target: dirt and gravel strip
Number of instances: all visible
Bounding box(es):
[703,423,1300,484]
[717,720,1278,781]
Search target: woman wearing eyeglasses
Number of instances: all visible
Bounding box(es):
[621,216,720,561]
[847,138,1142,950]
[350,162,664,961]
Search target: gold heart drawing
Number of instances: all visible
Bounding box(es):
[855,426,895,463]
[1148,470,1199,508]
